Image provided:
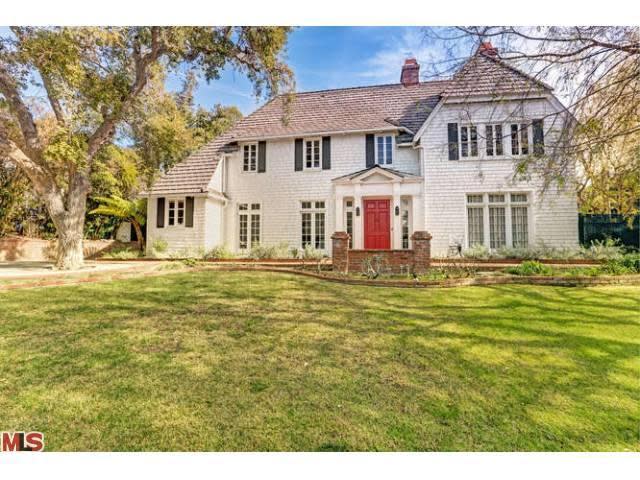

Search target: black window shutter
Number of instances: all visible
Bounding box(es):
[185,196,194,228]
[156,197,165,228]
[322,136,331,170]
[533,119,545,156]
[448,123,459,160]
[365,134,375,167]
[258,141,266,172]
[294,138,303,171]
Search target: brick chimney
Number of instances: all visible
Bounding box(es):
[400,58,420,86]
[477,41,499,57]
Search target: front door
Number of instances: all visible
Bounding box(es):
[364,199,391,249]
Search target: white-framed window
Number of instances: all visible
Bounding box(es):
[466,193,530,249]
[168,199,185,226]
[304,138,321,169]
[460,125,478,158]
[510,123,530,156]
[301,201,326,249]
[238,203,260,249]
[344,199,354,249]
[485,124,504,156]
[376,135,393,165]
[243,143,257,172]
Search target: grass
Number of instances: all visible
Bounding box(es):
[0,270,638,451]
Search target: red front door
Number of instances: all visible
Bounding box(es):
[364,199,391,249]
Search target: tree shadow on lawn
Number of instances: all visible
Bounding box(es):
[0,271,638,451]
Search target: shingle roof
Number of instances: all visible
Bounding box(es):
[443,52,552,99]
[148,51,553,195]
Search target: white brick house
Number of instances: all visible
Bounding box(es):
[146,44,578,258]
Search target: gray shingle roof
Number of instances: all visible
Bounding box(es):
[148,51,552,195]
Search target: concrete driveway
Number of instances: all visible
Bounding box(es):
[0,260,156,280]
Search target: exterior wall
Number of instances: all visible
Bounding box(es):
[222,133,420,253]
[419,97,578,257]
[146,195,208,255]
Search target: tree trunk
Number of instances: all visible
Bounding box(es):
[132,220,145,252]
[50,174,90,270]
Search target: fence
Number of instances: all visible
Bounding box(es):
[578,214,640,249]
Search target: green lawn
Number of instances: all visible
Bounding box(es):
[0,270,638,451]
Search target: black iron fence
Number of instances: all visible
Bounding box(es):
[579,214,640,249]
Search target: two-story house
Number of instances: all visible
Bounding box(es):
[145,42,578,258]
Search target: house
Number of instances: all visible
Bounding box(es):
[145,42,578,259]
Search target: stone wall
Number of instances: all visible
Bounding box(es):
[332,231,432,275]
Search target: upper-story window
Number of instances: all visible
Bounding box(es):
[243,143,257,172]
[460,125,478,158]
[485,124,504,156]
[376,135,393,165]
[510,124,530,156]
[305,139,321,169]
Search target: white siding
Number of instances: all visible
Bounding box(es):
[419,97,578,256]
[146,196,207,255]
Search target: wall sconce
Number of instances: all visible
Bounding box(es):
[355,206,360,217]
[395,206,400,216]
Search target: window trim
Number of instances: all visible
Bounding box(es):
[303,138,322,170]
[374,134,394,165]
[465,192,531,249]
[459,124,479,158]
[242,143,258,173]
[300,200,327,250]
[166,197,186,228]
[510,123,532,156]
[237,202,261,250]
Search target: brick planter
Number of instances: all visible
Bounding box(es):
[331,231,432,274]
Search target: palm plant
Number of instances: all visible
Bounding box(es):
[90,196,147,251]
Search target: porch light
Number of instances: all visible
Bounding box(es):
[395,206,400,216]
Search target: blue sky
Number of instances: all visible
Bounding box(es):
[173,26,465,114]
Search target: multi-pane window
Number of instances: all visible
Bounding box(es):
[510,124,530,155]
[301,201,326,249]
[511,194,529,247]
[466,193,529,249]
[485,124,504,156]
[466,195,484,247]
[345,200,354,249]
[238,203,260,249]
[168,200,184,226]
[243,144,257,172]
[460,125,478,158]
[488,194,506,249]
[401,199,410,249]
[376,135,393,165]
[305,139,321,169]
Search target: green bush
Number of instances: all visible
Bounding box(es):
[462,244,490,260]
[204,245,235,260]
[505,260,553,276]
[150,238,169,257]
[580,238,625,261]
[302,244,325,260]
[248,242,291,259]
[101,246,143,259]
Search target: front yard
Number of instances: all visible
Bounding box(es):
[0,270,637,451]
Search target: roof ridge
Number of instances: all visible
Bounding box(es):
[276,79,450,98]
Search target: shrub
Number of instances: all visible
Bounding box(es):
[580,238,624,260]
[204,245,235,260]
[150,238,169,257]
[301,244,324,260]
[248,242,291,260]
[463,244,490,260]
[619,253,640,272]
[505,260,553,276]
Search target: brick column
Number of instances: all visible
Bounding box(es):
[411,231,432,274]
[331,231,350,273]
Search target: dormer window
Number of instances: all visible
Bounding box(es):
[243,143,257,172]
[304,139,321,169]
[376,135,393,165]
